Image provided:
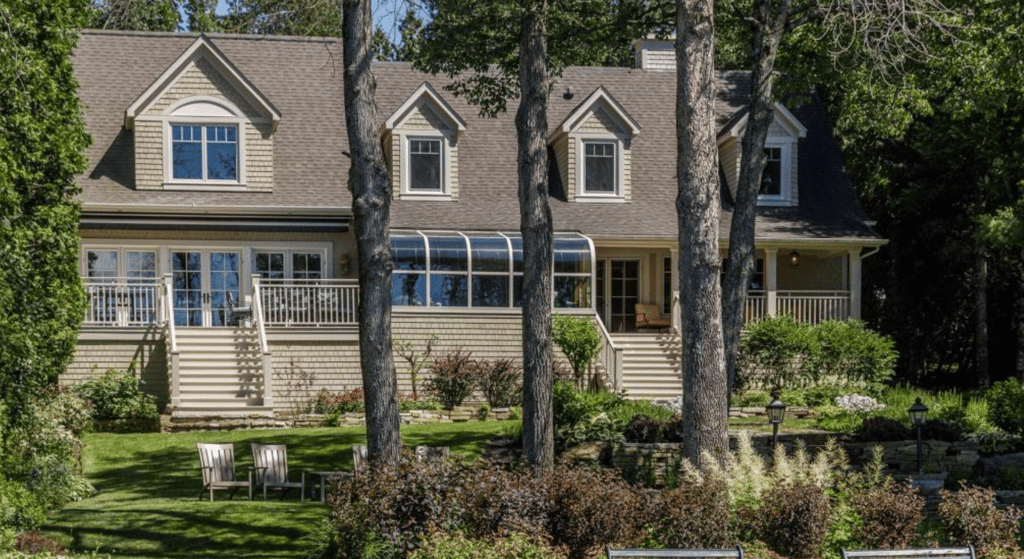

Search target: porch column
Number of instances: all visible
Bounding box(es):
[670,248,680,332]
[765,248,778,317]
[848,248,862,320]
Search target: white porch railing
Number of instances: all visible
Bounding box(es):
[259,279,359,327]
[162,274,180,408]
[744,291,766,323]
[777,290,850,324]
[594,314,624,391]
[251,276,274,408]
[83,277,160,326]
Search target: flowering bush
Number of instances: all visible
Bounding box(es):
[834,394,886,414]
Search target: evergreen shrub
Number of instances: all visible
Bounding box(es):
[986,379,1024,435]
[75,367,158,422]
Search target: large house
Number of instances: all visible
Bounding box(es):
[65,30,885,417]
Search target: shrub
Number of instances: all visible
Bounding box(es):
[554,413,623,450]
[425,349,475,409]
[856,416,911,441]
[938,483,1023,558]
[816,404,865,433]
[13,532,66,556]
[409,532,565,559]
[809,320,896,389]
[312,387,365,414]
[75,367,158,421]
[551,314,602,391]
[654,476,733,549]
[0,478,47,534]
[552,381,623,428]
[545,463,652,559]
[472,358,522,408]
[456,466,548,541]
[986,379,1024,435]
[759,480,831,559]
[920,419,965,442]
[851,480,925,549]
[623,414,684,443]
[737,315,817,390]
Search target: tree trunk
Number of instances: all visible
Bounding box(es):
[675,0,728,470]
[342,0,402,465]
[517,0,555,471]
[1017,271,1024,384]
[974,241,989,387]
[721,0,790,400]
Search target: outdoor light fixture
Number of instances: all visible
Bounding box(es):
[766,391,787,449]
[908,397,929,474]
[789,250,800,267]
[339,253,351,276]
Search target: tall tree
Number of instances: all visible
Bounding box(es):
[675,0,729,468]
[716,0,955,397]
[342,0,402,465]
[185,0,220,31]
[0,0,90,424]
[88,0,180,31]
[516,0,555,470]
[222,0,341,36]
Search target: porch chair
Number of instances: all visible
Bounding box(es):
[196,443,252,501]
[251,443,306,500]
[226,292,252,326]
[634,303,672,331]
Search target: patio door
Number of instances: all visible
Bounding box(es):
[596,259,640,332]
[171,250,241,327]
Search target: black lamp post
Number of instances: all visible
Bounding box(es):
[767,391,787,449]
[908,397,929,474]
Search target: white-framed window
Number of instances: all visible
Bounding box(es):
[584,141,617,194]
[254,250,326,280]
[757,141,793,205]
[171,124,238,181]
[408,138,443,192]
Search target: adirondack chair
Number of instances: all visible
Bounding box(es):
[414,445,450,462]
[840,546,975,559]
[251,443,306,500]
[607,546,743,558]
[352,444,368,472]
[196,443,252,501]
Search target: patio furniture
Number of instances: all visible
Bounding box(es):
[607,546,743,558]
[197,443,252,501]
[227,292,252,326]
[414,445,450,462]
[251,443,306,500]
[308,470,350,503]
[352,444,368,472]
[635,303,672,331]
[840,546,975,559]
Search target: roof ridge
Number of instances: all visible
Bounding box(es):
[78,28,341,44]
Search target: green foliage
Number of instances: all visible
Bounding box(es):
[938,483,1024,558]
[471,358,522,408]
[75,367,158,422]
[87,0,179,31]
[552,381,620,428]
[815,404,865,433]
[0,478,47,537]
[986,380,1024,435]
[313,387,365,415]
[425,349,475,409]
[409,532,564,559]
[551,315,602,391]
[221,0,341,36]
[737,318,896,391]
[0,0,90,420]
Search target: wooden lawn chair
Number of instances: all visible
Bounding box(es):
[635,303,672,331]
[197,443,252,501]
[352,444,368,472]
[251,443,306,500]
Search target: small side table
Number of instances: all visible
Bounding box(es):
[307,470,348,503]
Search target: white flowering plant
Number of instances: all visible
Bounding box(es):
[834,394,886,414]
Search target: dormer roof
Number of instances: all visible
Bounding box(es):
[124,34,281,131]
[716,102,808,144]
[551,86,641,140]
[385,82,467,133]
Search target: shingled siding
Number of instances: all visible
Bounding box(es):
[135,59,274,192]
[268,340,363,414]
[578,109,632,202]
[64,337,170,407]
[387,103,460,201]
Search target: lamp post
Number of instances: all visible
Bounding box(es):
[767,391,787,449]
[908,397,929,474]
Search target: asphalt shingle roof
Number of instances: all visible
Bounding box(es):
[73,30,880,243]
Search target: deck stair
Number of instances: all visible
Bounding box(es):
[611,331,683,401]
[171,327,273,418]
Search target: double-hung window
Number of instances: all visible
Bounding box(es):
[759,147,782,197]
[254,250,324,280]
[583,141,617,194]
[172,124,238,182]
[408,138,443,193]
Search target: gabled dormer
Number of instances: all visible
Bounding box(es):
[384,83,466,201]
[717,103,807,207]
[125,35,280,192]
[550,87,641,203]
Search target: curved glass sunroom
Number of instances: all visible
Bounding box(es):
[390,231,594,309]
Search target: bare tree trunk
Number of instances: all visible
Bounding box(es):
[974,241,989,387]
[517,0,554,471]
[676,0,728,470]
[342,0,401,465]
[721,0,791,401]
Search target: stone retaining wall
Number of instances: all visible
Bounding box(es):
[161,406,516,432]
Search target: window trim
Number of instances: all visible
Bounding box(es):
[757,139,794,206]
[155,96,250,190]
[252,248,329,280]
[574,134,626,201]
[398,131,454,199]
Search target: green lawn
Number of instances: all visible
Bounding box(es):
[41,421,516,559]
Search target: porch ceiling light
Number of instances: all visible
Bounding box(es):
[908,397,928,427]
[788,250,800,267]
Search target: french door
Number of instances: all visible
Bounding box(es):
[596,259,640,332]
[171,250,241,327]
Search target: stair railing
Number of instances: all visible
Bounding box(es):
[251,275,274,409]
[593,314,623,391]
[162,274,181,408]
